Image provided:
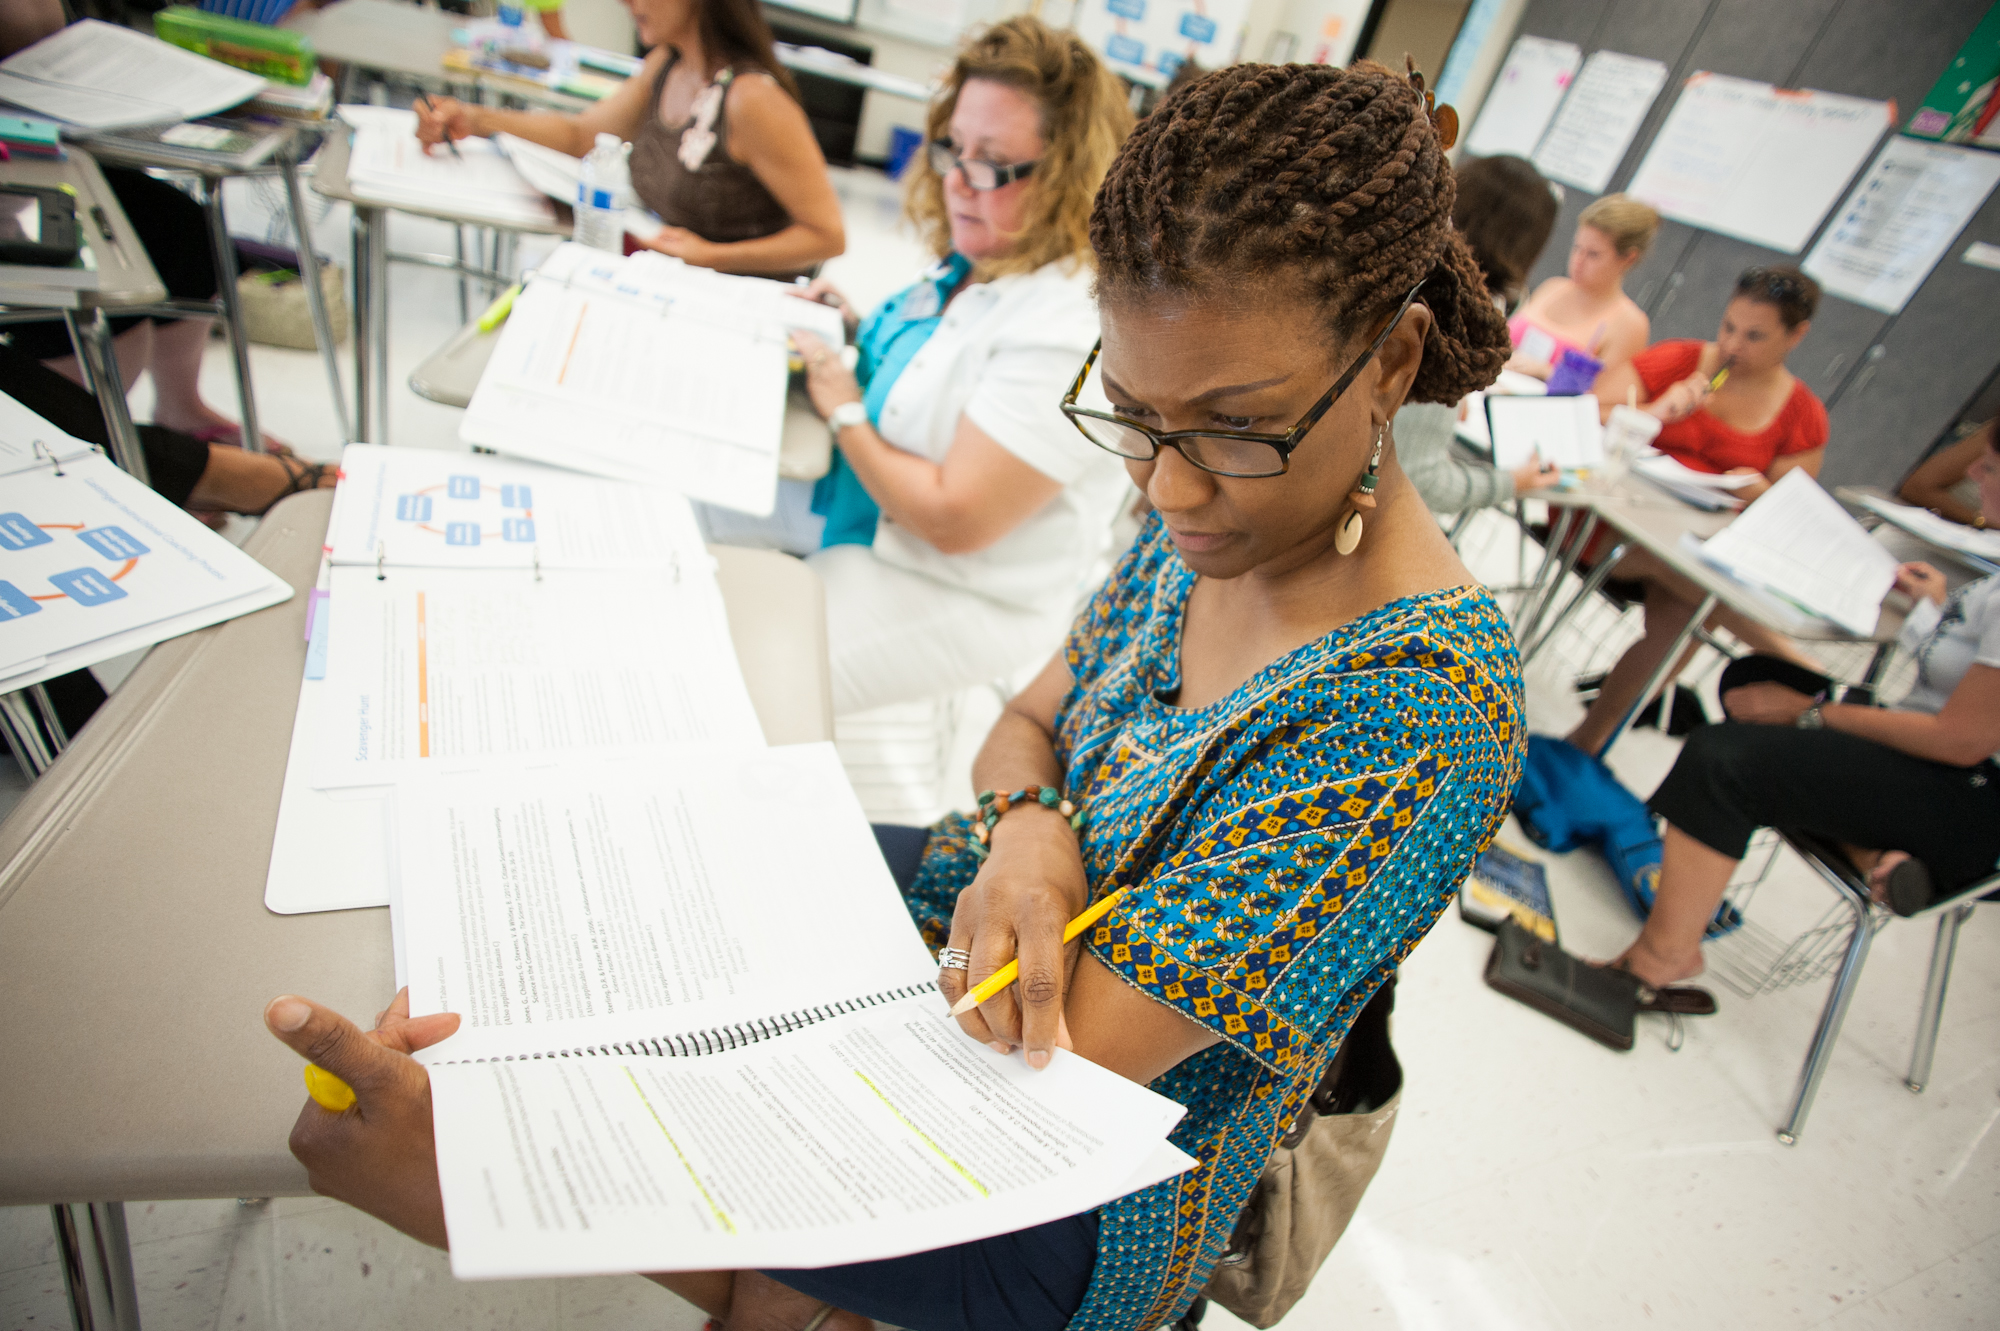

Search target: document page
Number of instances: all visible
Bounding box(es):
[429,994,1190,1277]
[0,453,291,674]
[1484,395,1604,470]
[1699,470,1898,636]
[397,743,940,1062]
[1855,493,2000,563]
[0,20,265,129]
[313,564,762,788]
[327,445,708,571]
[1532,50,1669,193]
[1462,36,1581,160]
[341,105,556,226]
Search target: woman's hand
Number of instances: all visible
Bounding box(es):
[414,95,479,151]
[264,989,460,1248]
[1511,452,1560,493]
[1895,561,1949,606]
[640,225,719,269]
[940,807,1089,1069]
[1721,681,1815,726]
[789,277,861,341]
[1725,466,1770,501]
[1649,372,1712,424]
[1503,352,1553,380]
[791,330,863,420]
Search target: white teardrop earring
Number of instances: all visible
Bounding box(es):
[1335,423,1386,555]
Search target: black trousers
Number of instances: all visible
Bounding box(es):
[4,168,217,360]
[0,343,208,506]
[1651,658,2000,890]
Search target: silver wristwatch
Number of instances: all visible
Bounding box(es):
[1796,703,1825,730]
[827,401,869,434]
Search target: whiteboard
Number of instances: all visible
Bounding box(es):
[1627,73,1891,254]
[1463,36,1580,160]
[1532,50,1669,193]
[1804,135,2000,314]
[1076,0,1250,89]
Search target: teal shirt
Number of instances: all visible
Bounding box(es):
[810,253,974,548]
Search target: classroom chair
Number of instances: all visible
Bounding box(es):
[1773,827,1996,1145]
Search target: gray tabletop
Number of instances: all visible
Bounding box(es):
[0,150,165,309]
[0,489,832,1204]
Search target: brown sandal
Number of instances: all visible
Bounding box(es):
[254,453,335,516]
[1606,959,1718,1016]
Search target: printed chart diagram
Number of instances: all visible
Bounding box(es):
[0,509,151,622]
[391,474,537,548]
[1077,0,1248,86]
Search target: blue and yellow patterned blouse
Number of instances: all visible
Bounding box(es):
[902,515,1524,1330]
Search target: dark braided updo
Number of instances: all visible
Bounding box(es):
[1091,60,1510,405]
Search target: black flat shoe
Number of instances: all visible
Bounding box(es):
[1884,858,1938,918]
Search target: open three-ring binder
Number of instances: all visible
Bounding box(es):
[0,391,293,695]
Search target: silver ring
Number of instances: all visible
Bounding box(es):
[937,948,971,971]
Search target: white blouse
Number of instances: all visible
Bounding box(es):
[1898,574,2000,762]
[869,257,1131,615]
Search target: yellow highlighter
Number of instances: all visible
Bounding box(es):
[477,284,521,334]
[303,1064,357,1112]
[949,885,1132,1017]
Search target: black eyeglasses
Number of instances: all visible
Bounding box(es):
[928,140,1037,191]
[1060,283,1423,478]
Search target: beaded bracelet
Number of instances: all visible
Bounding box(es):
[968,785,1083,860]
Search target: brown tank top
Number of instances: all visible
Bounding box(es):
[628,52,802,273]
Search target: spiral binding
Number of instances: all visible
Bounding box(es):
[449,980,941,1064]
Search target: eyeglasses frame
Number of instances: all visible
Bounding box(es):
[927,140,1038,191]
[1059,281,1425,479]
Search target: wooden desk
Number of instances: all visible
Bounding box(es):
[0,488,831,1325]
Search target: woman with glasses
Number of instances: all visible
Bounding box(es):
[1565,267,1831,756]
[755,16,1136,715]
[266,61,1523,1331]
[416,0,843,278]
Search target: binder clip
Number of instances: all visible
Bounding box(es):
[376,540,386,581]
[32,439,63,477]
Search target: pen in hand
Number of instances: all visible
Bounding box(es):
[417,92,462,159]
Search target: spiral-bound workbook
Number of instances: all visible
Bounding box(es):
[394,742,1194,1278]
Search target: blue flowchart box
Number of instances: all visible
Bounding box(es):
[501,484,533,509]
[1178,12,1215,41]
[395,495,433,522]
[502,518,536,542]
[49,567,126,606]
[0,513,52,551]
[0,580,40,620]
[1108,0,1145,17]
[445,522,481,546]
[1106,33,1145,63]
[77,526,149,560]
[448,475,481,500]
[1158,51,1185,76]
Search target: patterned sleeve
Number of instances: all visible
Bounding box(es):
[1082,605,1520,1072]
[1064,514,1173,694]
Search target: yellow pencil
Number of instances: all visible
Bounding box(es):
[948,885,1131,1017]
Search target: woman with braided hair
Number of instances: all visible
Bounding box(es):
[261,60,1523,1331]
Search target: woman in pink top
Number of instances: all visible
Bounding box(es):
[1506,194,1659,380]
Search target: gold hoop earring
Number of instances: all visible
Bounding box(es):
[1336,423,1386,555]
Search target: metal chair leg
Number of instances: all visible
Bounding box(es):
[1906,904,1972,1093]
[201,174,263,454]
[1778,893,1874,1145]
[52,1201,142,1331]
[0,689,58,776]
[280,154,352,446]
[1520,538,1631,665]
[61,308,149,484]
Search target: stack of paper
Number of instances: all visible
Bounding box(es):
[0,19,264,130]
[339,105,556,227]
[460,243,845,515]
[399,743,1196,1278]
[264,446,763,914]
[1695,470,1898,636]
[1632,452,1756,511]
[1853,493,2000,569]
[0,393,293,693]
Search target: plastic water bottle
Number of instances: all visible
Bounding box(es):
[573,133,627,252]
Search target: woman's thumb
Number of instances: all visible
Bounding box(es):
[265,995,401,1097]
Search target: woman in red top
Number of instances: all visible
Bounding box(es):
[1568,268,1829,755]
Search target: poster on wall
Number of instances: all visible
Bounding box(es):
[1531,50,1669,193]
[1905,1,2000,149]
[1462,35,1580,161]
[1627,73,1891,253]
[1075,0,1250,88]
[1803,136,2000,313]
